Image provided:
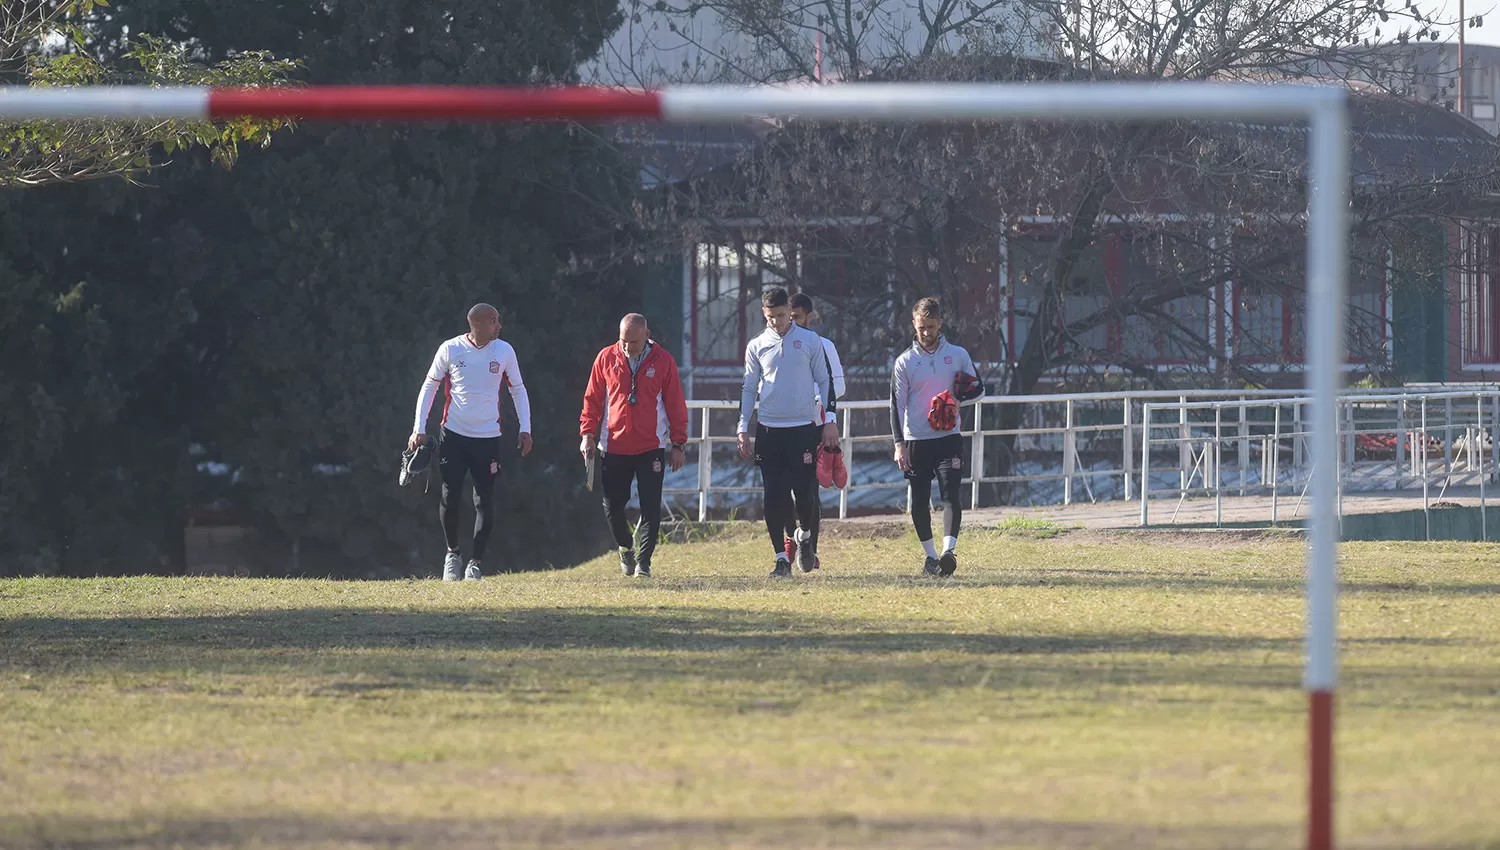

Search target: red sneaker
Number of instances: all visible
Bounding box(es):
[784,535,797,562]
[816,445,835,488]
[830,448,849,490]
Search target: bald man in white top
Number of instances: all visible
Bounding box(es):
[410,303,533,581]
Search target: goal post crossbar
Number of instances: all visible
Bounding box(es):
[0,80,1349,850]
[0,81,1343,122]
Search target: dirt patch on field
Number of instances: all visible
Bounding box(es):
[1073,527,1306,547]
[814,521,912,541]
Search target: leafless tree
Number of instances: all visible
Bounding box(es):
[609,0,1494,389]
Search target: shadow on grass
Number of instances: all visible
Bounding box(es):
[768,569,1500,597]
[3,604,1486,701]
[0,812,1302,850]
[1,604,1455,655]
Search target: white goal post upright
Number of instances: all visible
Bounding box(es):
[0,81,1350,850]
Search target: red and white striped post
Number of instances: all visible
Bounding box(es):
[0,81,1349,849]
[1305,100,1349,850]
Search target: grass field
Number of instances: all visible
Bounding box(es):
[3,525,1499,849]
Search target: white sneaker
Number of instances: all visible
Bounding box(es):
[463,560,483,581]
[442,552,463,582]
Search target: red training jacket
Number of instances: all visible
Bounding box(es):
[580,341,689,456]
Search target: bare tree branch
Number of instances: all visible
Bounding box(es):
[612,0,1499,402]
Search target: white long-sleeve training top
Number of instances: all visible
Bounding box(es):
[737,323,836,433]
[414,334,532,439]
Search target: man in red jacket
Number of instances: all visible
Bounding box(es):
[580,313,689,578]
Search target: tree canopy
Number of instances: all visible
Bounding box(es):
[2,1,298,187]
[1,0,642,576]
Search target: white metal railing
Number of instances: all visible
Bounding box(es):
[1138,390,1500,536]
[667,385,1500,525]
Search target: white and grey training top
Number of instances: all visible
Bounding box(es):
[890,336,982,442]
[737,323,837,433]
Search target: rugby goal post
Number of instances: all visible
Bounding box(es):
[0,81,1350,850]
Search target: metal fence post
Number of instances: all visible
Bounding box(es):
[1238,397,1250,495]
[839,409,852,520]
[1063,399,1076,506]
[1344,399,1356,481]
[1271,403,1282,526]
[1215,406,1224,528]
[1337,424,1344,530]
[1262,431,1271,492]
[1491,394,1499,484]
[1422,398,1431,541]
[1411,407,1422,480]
[1179,395,1190,493]
[1396,398,1406,488]
[1445,397,1455,475]
[1293,401,1305,475]
[971,398,985,510]
[1122,399,1134,501]
[1140,403,1153,527]
[1480,394,1488,542]
[697,406,713,522]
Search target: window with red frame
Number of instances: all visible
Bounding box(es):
[691,242,798,366]
[798,237,902,369]
[1008,229,1216,366]
[1118,232,1215,365]
[1460,225,1500,365]
[1346,240,1390,365]
[1230,235,1304,365]
[689,231,899,371]
[1006,232,1108,361]
[1230,233,1387,366]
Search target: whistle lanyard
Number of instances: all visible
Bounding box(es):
[625,343,651,405]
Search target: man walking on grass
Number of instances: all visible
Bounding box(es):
[579,313,689,578]
[738,286,840,577]
[891,298,984,577]
[783,292,848,570]
[410,303,533,581]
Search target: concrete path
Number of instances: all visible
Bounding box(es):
[834,485,1495,531]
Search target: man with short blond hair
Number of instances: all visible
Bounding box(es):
[891,297,983,577]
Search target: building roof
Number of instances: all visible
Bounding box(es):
[621,55,1500,217]
[1218,89,1500,187]
[621,120,771,188]
[1366,41,1500,63]
[616,55,1080,187]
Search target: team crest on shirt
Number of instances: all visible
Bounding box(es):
[944,355,953,365]
[645,367,655,378]
[792,340,803,349]
[489,361,500,373]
